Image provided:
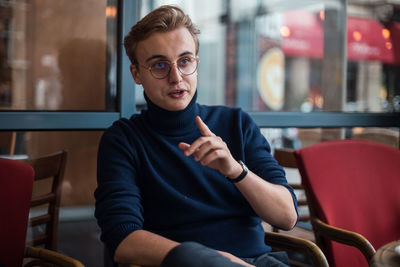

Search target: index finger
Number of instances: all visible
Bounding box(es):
[196,116,214,137]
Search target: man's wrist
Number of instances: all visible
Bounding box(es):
[225,160,242,178]
[226,160,248,183]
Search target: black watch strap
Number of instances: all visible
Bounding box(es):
[227,160,248,183]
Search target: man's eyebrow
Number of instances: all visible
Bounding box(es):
[145,55,166,63]
[145,51,194,63]
[179,51,194,57]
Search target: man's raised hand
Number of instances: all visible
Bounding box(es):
[178,116,242,178]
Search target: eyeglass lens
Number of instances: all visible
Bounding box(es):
[150,56,198,79]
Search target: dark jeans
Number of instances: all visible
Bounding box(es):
[161,242,290,267]
[241,251,290,267]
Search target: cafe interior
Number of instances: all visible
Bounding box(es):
[0,0,399,266]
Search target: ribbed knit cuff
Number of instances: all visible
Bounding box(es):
[104,223,141,259]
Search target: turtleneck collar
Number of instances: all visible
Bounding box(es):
[142,91,199,136]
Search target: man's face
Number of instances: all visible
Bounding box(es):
[130,27,198,111]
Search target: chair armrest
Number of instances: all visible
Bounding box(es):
[312,218,376,262]
[24,246,85,267]
[265,231,328,267]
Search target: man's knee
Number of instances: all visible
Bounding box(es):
[161,242,245,267]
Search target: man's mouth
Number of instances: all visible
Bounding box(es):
[168,90,186,98]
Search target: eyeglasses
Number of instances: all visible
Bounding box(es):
[137,55,199,79]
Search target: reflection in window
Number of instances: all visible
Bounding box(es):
[0,0,118,111]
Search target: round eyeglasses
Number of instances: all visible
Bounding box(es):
[137,56,199,79]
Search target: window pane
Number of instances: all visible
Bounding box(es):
[347,1,400,112]
[135,0,346,112]
[136,0,399,114]
[0,0,118,111]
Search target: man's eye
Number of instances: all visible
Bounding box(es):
[178,57,192,66]
[152,61,169,69]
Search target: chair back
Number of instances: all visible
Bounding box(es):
[23,150,68,250]
[0,131,16,155]
[295,139,400,267]
[0,158,34,267]
[273,148,310,224]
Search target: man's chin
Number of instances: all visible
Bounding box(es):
[164,96,193,111]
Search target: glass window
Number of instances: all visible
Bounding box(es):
[136,0,400,114]
[0,0,118,111]
[136,0,347,112]
[347,1,400,112]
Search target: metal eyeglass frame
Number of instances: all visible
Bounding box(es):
[136,56,200,79]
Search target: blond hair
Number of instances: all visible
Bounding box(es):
[124,5,200,64]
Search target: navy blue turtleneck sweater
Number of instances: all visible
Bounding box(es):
[95,92,297,259]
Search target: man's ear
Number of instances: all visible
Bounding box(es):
[130,64,142,85]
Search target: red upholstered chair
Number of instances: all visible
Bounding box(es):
[294,139,400,267]
[0,158,33,266]
[0,158,84,267]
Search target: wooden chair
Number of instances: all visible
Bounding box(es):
[23,150,68,250]
[0,157,83,267]
[0,131,16,155]
[294,139,400,267]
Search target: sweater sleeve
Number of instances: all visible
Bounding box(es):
[94,120,144,258]
[239,110,298,215]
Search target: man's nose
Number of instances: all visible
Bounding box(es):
[168,63,183,83]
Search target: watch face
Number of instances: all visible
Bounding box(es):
[239,160,248,171]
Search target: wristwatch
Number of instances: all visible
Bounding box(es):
[227,160,248,183]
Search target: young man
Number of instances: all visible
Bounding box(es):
[95,5,298,267]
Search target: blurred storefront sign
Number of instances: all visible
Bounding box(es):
[280,10,324,59]
[278,11,400,65]
[347,17,394,63]
[257,48,285,111]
